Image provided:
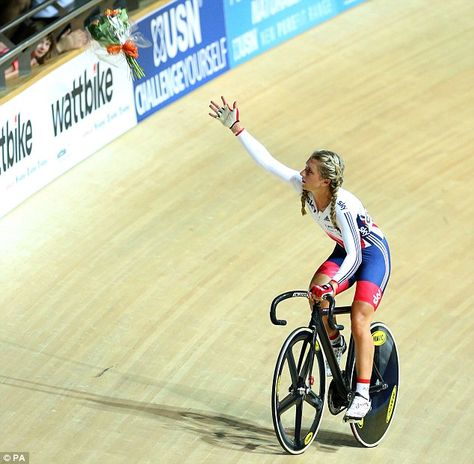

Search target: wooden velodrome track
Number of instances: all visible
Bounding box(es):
[1,0,473,462]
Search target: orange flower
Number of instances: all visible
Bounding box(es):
[104,8,120,17]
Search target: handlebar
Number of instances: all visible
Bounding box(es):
[323,294,345,331]
[270,290,309,325]
[270,290,347,331]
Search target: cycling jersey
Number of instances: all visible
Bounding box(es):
[237,129,391,306]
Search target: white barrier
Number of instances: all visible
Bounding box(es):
[0,51,136,218]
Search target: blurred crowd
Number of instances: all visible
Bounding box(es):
[0,0,139,83]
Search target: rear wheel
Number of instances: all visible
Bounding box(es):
[348,322,400,447]
[271,327,326,454]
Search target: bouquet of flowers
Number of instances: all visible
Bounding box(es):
[87,8,148,80]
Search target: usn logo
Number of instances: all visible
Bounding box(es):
[151,0,203,68]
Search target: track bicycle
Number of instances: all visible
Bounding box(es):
[270,290,399,454]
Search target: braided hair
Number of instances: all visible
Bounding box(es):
[300,150,345,231]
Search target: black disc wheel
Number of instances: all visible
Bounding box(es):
[271,327,326,454]
[348,322,400,447]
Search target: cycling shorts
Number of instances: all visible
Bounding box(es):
[316,237,391,310]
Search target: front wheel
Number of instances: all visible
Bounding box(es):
[348,322,400,447]
[271,327,326,454]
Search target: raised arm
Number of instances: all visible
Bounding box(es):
[209,96,302,189]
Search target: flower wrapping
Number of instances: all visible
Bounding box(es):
[87,8,147,80]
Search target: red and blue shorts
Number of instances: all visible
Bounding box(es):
[316,237,391,310]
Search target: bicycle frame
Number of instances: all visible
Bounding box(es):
[270,290,353,402]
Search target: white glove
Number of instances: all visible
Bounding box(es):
[209,97,240,129]
[216,104,239,129]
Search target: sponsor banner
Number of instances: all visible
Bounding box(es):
[133,0,230,122]
[223,0,366,67]
[0,51,136,218]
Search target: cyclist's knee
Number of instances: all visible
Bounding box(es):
[309,272,331,288]
[308,273,331,308]
[350,301,374,336]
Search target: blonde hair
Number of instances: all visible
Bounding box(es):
[300,150,345,231]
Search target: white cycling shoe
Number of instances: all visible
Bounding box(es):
[344,392,372,422]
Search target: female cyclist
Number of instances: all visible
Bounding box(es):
[209,96,391,421]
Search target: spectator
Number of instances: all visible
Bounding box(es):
[0,33,55,80]
[33,0,90,54]
[54,26,89,54]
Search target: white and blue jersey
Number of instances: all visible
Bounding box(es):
[237,130,391,308]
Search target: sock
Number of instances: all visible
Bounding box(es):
[329,332,341,346]
[356,379,370,399]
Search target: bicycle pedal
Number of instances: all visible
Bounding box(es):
[343,405,372,423]
[343,415,363,424]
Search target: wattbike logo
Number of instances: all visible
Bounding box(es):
[0,113,33,176]
[151,0,203,68]
[50,62,113,136]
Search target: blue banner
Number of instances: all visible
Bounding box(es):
[133,0,230,122]
[223,0,366,67]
